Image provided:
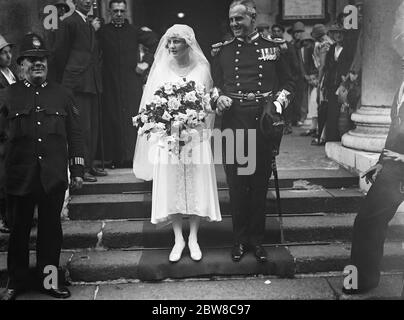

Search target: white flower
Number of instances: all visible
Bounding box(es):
[160,97,168,105]
[198,111,207,120]
[184,91,198,103]
[202,93,212,111]
[186,109,198,119]
[162,111,172,121]
[151,95,163,105]
[140,114,149,123]
[132,115,139,126]
[175,113,188,122]
[164,83,174,95]
[154,122,166,131]
[168,97,181,110]
[195,83,206,95]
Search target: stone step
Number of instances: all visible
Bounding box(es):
[2,242,402,284]
[68,188,364,220]
[72,167,358,195]
[2,213,403,251]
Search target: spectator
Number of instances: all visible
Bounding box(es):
[298,32,318,137]
[53,0,106,182]
[272,23,299,134]
[257,22,270,38]
[322,24,351,142]
[0,35,16,233]
[98,0,158,169]
[311,24,333,145]
[287,21,306,126]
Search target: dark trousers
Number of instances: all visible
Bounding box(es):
[74,92,99,171]
[222,104,273,246]
[7,184,65,290]
[351,162,404,289]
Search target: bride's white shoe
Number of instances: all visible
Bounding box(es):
[169,239,186,263]
[188,240,202,262]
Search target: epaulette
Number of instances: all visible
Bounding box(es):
[211,38,234,57]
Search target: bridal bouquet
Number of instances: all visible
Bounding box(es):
[133,80,215,156]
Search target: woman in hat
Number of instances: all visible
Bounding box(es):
[0,34,16,233]
[311,24,334,145]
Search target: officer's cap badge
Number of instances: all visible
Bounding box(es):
[32,37,41,49]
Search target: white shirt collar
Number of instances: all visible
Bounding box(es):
[1,68,16,85]
[76,10,88,22]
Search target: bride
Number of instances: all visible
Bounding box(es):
[133,25,221,263]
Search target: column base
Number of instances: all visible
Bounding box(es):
[325,142,380,192]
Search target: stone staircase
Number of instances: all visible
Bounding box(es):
[1,165,404,286]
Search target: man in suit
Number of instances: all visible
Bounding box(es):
[344,82,404,295]
[0,35,17,234]
[213,0,294,263]
[53,0,105,182]
[0,33,84,300]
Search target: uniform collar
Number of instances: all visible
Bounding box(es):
[23,79,48,88]
[237,30,260,43]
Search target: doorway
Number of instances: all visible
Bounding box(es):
[132,0,233,59]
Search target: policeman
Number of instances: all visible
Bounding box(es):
[344,82,404,295]
[212,0,294,263]
[0,33,84,300]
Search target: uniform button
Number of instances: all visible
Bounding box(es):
[37,121,41,126]
[15,113,19,116]
[236,75,240,79]
[38,156,43,160]
[235,67,239,71]
[259,65,263,69]
[38,138,42,142]
[257,91,261,94]
[254,42,258,46]
[236,51,240,55]
[238,91,242,94]
[235,59,239,63]
[36,106,40,110]
[259,74,263,78]
[36,92,39,95]
[256,49,260,53]
[56,112,59,115]
[236,83,241,86]
[258,82,262,86]
[256,99,259,103]
[238,44,242,47]
[240,99,243,103]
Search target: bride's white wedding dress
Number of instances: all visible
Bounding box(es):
[133,25,221,225]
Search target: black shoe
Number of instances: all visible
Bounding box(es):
[41,286,71,299]
[89,167,108,177]
[253,245,268,263]
[1,288,20,301]
[231,244,247,262]
[83,172,97,183]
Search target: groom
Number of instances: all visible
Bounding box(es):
[212,0,294,262]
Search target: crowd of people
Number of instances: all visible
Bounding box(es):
[0,0,400,300]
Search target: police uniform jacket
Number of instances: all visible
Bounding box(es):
[0,80,85,196]
[212,31,295,129]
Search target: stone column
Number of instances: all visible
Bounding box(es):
[341,0,403,153]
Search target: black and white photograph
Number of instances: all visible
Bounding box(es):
[0,0,403,305]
